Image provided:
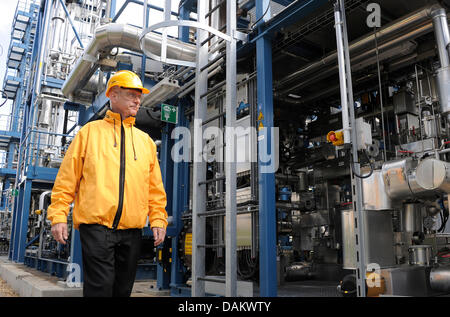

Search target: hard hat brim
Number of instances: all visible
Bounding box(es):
[106,86,150,97]
[119,85,150,94]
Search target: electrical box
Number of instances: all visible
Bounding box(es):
[393,90,417,115]
[356,118,372,151]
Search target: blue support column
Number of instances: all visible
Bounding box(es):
[9,186,22,261]
[157,123,174,289]
[170,102,189,295]
[12,180,32,263]
[170,4,191,296]
[256,0,277,297]
[109,0,117,18]
[70,229,83,283]
[1,179,11,209]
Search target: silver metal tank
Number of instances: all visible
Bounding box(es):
[415,158,450,193]
[430,265,450,292]
[408,245,432,266]
[341,207,395,269]
[401,203,423,233]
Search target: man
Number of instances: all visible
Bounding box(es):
[47,70,168,297]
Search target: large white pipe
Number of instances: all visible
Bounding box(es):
[431,7,450,68]
[334,5,351,144]
[62,23,196,100]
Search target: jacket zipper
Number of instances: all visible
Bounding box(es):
[112,123,126,230]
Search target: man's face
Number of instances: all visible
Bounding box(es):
[109,86,142,119]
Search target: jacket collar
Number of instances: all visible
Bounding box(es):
[104,110,136,126]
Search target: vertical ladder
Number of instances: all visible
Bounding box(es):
[191,0,238,297]
[334,0,367,297]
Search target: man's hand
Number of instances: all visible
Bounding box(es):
[51,223,68,245]
[152,227,166,246]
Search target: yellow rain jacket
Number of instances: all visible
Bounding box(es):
[47,110,168,230]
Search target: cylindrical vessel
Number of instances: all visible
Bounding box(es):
[408,245,432,266]
[382,159,417,199]
[362,170,392,210]
[430,265,450,292]
[51,1,65,52]
[39,100,53,128]
[436,67,450,114]
[341,207,357,269]
[415,158,450,193]
[431,8,450,68]
[297,171,307,192]
[401,203,423,233]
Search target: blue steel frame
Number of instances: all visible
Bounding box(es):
[169,4,191,296]
[7,0,84,281]
[256,0,277,297]
[0,3,38,211]
[4,0,331,295]
[8,1,41,263]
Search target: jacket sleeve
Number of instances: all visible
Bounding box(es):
[47,127,87,225]
[148,139,168,229]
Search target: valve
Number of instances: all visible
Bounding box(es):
[327,130,344,146]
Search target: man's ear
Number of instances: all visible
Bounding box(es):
[109,86,120,99]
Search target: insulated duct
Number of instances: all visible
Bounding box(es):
[431,7,450,116]
[61,23,196,100]
[362,158,450,210]
[275,4,443,94]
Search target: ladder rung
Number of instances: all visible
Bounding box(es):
[197,244,225,248]
[197,277,226,284]
[205,0,226,19]
[201,25,227,47]
[200,53,225,73]
[202,112,225,126]
[200,80,226,99]
[198,176,225,186]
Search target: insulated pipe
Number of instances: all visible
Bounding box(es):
[431,7,450,68]
[430,265,450,292]
[431,7,450,116]
[61,23,197,99]
[334,4,351,144]
[275,27,426,96]
[275,4,441,90]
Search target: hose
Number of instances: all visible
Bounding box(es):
[350,149,374,179]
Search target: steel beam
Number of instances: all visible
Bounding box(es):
[225,0,238,298]
[191,0,209,297]
[256,0,277,297]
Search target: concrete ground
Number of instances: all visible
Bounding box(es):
[0,276,18,297]
[0,256,170,297]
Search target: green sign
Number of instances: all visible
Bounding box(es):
[161,104,178,124]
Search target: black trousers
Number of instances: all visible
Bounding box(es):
[79,224,142,297]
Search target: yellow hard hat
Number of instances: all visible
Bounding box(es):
[105,70,150,97]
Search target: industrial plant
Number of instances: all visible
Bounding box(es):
[0,0,450,298]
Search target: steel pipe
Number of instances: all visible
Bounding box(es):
[62,23,196,100]
[276,4,442,91]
